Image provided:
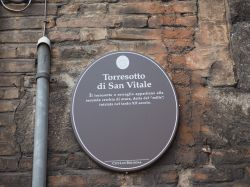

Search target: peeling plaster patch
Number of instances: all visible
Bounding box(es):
[177,169,192,187]
[59,73,75,90]
[213,90,250,115]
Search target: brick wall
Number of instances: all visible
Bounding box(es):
[0,0,249,186]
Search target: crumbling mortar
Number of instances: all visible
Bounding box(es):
[13,88,27,169]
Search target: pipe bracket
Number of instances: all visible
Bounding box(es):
[37,36,51,50]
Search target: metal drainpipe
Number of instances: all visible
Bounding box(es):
[32,36,51,187]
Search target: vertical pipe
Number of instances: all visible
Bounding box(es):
[32,36,51,187]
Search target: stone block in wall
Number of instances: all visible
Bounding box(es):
[80,28,107,41]
[229,0,250,23]
[0,59,35,73]
[0,88,19,99]
[0,173,32,187]
[231,22,250,90]
[0,31,42,43]
[0,113,15,127]
[191,168,244,184]
[199,0,226,22]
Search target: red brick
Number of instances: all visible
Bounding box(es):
[109,28,162,40]
[163,28,195,39]
[149,15,197,28]
[177,125,195,146]
[114,41,166,55]
[164,39,194,53]
[172,70,190,86]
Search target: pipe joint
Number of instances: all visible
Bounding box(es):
[36,72,50,81]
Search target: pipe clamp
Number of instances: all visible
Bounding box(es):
[37,36,51,50]
[36,72,50,80]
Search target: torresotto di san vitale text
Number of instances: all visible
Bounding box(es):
[97,73,152,90]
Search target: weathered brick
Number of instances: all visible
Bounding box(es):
[109,1,196,14]
[164,39,194,53]
[57,15,147,28]
[47,154,67,171]
[114,41,166,55]
[0,44,36,59]
[0,142,17,156]
[0,59,35,73]
[58,4,81,15]
[79,3,107,15]
[163,27,195,39]
[211,149,250,165]
[66,152,97,169]
[0,17,55,31]
[52,43,117,59]
[49,30,80,42]
[168,54,188,69]
[0,173,32,187]
[177,125,195,146]
[48,175,87,187]
[171,70,190,86]
[109,28,161,40]
[0,3,57,18]
[149,15,197,28]
[0,113,15,127]
[0,100,19,112]
[191,168,244,184]
[0,31,42,43]
[80,28,107,41]
[199,0,226,21]
[0,157,18,171]
[175,147,196,166]
[0,88,19,99]
[19,156,33,171]
[0,75,22,87]
[157,170,178,184]
[196,22,229,46]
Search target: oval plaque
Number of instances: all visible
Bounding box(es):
[71,52,178,172]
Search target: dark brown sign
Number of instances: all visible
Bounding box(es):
[71,52,179,172]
